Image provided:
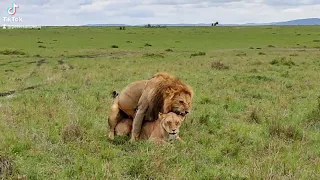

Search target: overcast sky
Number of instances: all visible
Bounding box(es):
[1,0,320,26]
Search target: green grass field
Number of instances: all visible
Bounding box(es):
[0,26,320,179]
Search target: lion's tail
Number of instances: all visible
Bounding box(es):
[111,91,119,98]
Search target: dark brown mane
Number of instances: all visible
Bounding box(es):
[146,73,192,120]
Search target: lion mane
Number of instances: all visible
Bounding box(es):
[146,72,194,121]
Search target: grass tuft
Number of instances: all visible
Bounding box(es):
[0,49,26,55]
[236,52,247,56]
[247,108,261,124]
[111,45,119,48]
[270,57,296,66]
[61,122,84,142]
[305,96,320,127]
[144,43,152,47]
[190,52,206,57]
[211,60,229,70]
[0,155,14,178]
[268,120,303,141]
[143,53,164,58]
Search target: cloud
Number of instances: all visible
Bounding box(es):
[0,0,319,26]
[142,0,243,5]
[264,0,320,6]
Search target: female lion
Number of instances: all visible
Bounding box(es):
[115,112,185,144]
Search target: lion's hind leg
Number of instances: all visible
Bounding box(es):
[115,118,133,137]
[108,97,123,140]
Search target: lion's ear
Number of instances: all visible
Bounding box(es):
[158,112,163,118]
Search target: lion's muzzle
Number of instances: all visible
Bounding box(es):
[173,109,189,116]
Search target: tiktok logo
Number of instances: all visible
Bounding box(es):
[7,2,19,16]
[3,2,22,23]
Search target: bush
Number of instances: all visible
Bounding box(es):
[190,52,206,57]
[270,57,295,66]
[0,49,26,55]
[211,60,229,70]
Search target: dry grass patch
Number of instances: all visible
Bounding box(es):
[61,122,84,142]
[0,155,13,178]
[211,60,229,70]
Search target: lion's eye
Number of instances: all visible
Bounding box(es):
[179,100,184,104]
[167,121,172,125]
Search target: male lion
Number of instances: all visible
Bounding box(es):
[108,72,193,142]
[115,112,184,144]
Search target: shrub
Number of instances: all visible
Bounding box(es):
[0,155,14,178]
[143,53,164,58]
[61,122,83,142]
[190,52,206,57]
[211,61,229,70]
[270,57,295,66]
[0,49,26,55]
[236,52,246,56]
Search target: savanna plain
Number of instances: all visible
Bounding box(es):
[0,26,320,179]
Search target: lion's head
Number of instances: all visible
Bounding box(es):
[148,73,194,120]
[166,88,193,116]
[159,112,183,138]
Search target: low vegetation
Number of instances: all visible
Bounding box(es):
[0,25,319,179]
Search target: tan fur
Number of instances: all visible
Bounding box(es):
[107,72,193,142]
[115,112,184,144]
[115,118,132,136]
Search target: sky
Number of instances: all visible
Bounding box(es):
[1,0,320,26]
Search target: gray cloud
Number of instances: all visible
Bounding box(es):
[143,0,243,5]
[117,10,154,18]
[264,0,320,6]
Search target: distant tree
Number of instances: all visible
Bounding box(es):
[214,21,219,26]
[211,23,214,26]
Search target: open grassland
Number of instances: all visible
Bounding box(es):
[0,26,320,179]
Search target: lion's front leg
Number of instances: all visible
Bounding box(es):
[130,107,147,142]
[130,92,149,143]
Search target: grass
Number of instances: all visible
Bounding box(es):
[0,26,320,179]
